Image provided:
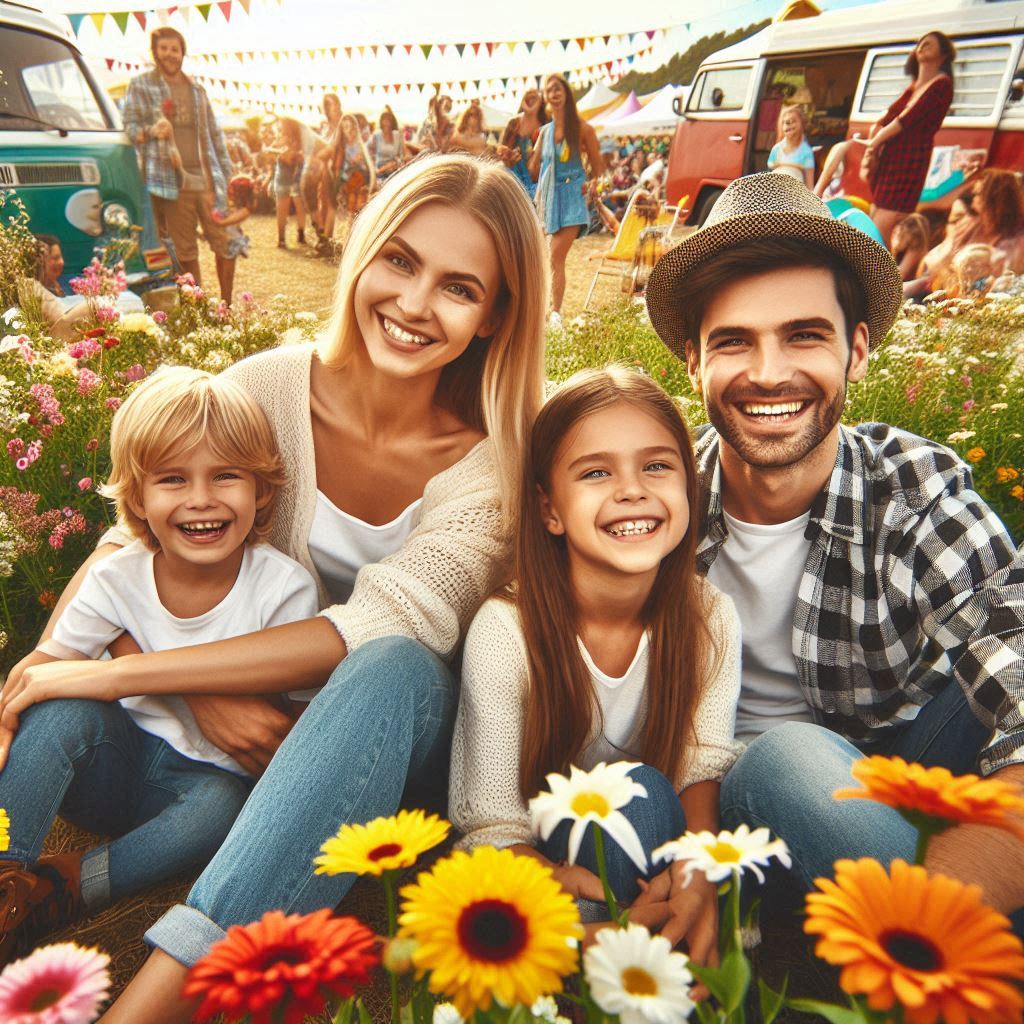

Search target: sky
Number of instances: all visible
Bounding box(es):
[43,0,886,120]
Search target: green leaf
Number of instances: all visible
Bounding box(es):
[356,997,373,1024]
[786,998,872,1024]
[506,1003,531,1024]
[689,962,732,1007]
[718,948,751,1015]
[758,976,787,1024]
[332,998,356,1024]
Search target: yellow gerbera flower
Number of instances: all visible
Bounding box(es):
[315,810,450,877]
[0,809,8,853]
[806,858,1024,1024]
[398,846,582,1018]
[834,756,1024,841]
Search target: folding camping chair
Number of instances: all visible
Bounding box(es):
[583,191,684,309]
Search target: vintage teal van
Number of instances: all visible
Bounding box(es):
[0,1,169,285]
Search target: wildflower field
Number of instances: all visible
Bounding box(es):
[2,186,1024,671]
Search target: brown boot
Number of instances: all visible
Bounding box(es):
[0,852,84,965]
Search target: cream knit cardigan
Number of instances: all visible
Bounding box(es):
[222,343,512,659]
[450,584,745,851]
[105,342,511,661]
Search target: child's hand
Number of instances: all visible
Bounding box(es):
[661,867,719,970]
[551,861,606,903]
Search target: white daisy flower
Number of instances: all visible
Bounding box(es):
[583,923,694,1024]
[433,1002,462,1024]
[529,762,648,872]
[653,825,791,885]
[531,995,560,1021]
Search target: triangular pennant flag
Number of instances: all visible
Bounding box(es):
[219,78,226,87]
[455,43,465,57]
[178,5,190,22]
[485,42,495,56]
[344,47,352,58]
[501,77,508,88]
[385,44,394,56]
[237,0,251,11]
[329,47,337,58]
[525,41,534,53]
[420,44,431,59]
[471,43,481,56]
[196,4,212,21]
[89,12,106,32]
[646,29,657,40]
[218,1,231,21]
[371,46,379,57]
[576,38,586,49]
[105,57,115,69]
[357,46,365,57]
[437,44,446,55]
[404,44,413,56]
[602,35,610,45]
[559,39,570,50]
[67,12,85,34]
[132,11,147,30]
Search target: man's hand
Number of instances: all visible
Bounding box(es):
[152,116,173,141]
[185,694,297,776]
[925,763,1024,914]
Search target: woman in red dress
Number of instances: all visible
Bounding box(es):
[862,32,955,246]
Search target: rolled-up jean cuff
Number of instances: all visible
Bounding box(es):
[144,904,227,968]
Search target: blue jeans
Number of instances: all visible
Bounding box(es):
[539,764,686,919]
[0,698,251,908]
[146,636,458,966]
[722,682,1024,935]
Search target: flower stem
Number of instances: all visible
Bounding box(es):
[383,871,400,1024]
[592,827,620,924]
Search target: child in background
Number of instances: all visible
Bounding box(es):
[768,105,816,188]
[213,174,258,260]
[451,366,742,961]
[0,367,318,961]
[890,212,932,282]
[949,242,1006,298]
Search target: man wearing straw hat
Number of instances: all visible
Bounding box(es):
[646,173,1024,922]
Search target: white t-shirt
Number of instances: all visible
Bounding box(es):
[307,489,423,605]
[40,540,319,776]
[707,509,815,743]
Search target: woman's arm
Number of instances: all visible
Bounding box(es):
[582,123,604,182]
[528,126,544,182]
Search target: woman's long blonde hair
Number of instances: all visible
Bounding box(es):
[318,154,548,518]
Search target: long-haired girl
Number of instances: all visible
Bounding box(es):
[767,104,815,188]
[498,88,549,199]
[451,366,742,961]
[529,73,604,325]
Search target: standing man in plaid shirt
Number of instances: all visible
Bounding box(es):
[124,27,235,303]
[646,173,1024,927]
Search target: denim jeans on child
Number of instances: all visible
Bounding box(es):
[721,680,1024,936]
[146,635,458,966]
[539,763,686,921]
[0,697,251,909]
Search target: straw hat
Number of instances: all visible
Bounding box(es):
[645,173,903,357]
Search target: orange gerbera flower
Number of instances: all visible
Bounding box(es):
[183,909,378,1024]
[835,755,1024,841]
[806,859,1024,1024]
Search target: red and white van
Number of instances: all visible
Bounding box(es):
[665,0,1024,223]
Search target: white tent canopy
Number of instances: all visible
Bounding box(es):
[577,82,619,110]
[597,83,687,136]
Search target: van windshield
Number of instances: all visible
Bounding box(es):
[0,25,112,131]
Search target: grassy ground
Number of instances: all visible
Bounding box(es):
[198,211,660,319]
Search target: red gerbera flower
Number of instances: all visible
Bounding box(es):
[183,909,379,1024]
[161,98,176,120]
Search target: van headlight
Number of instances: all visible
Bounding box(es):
[102,203,131,230]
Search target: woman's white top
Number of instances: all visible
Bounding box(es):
[450,586,744,851]
[307,490,423,605]
[38,540,318,776]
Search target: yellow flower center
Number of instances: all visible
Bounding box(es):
[621,966,658,996]
[571,792,611,817]
[706,842,742,863]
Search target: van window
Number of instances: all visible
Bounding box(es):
[0,26,112,131]
[688,67,752,113]
[859,41,1014,121]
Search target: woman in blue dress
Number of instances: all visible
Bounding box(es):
[497,89,548,200]
[529,74,603,326]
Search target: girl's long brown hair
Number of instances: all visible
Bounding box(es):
[544,74,581,160]
[517,366,718,801]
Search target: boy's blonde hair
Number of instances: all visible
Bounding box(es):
[100,366,286,550]
[318,153,547,525]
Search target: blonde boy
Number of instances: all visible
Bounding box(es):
[0,367,317,962]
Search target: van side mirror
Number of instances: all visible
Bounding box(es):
[711,87,725,109]
[1010,77,1024,103]
[672,95,683,117]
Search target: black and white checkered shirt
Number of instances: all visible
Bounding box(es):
[695,423,1024,775]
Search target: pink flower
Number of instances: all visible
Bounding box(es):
[85,438,99,453]
[25,441,42,464]
[15,458,28,472]
[905,383,920,405]
[67,339,101,360]
[241,291,253,303]
[77,368,100,396]
[963,399,976,412]
[77,477,92,492]
[0,942,110,1024]
[95,305,119,324]
[48,513,86,551]
[152,310,167,324]
[960,374,973,388]
[6,439,24,458]
[122,364,146,383]
[105,397,122,411]
[63,507,74,517]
